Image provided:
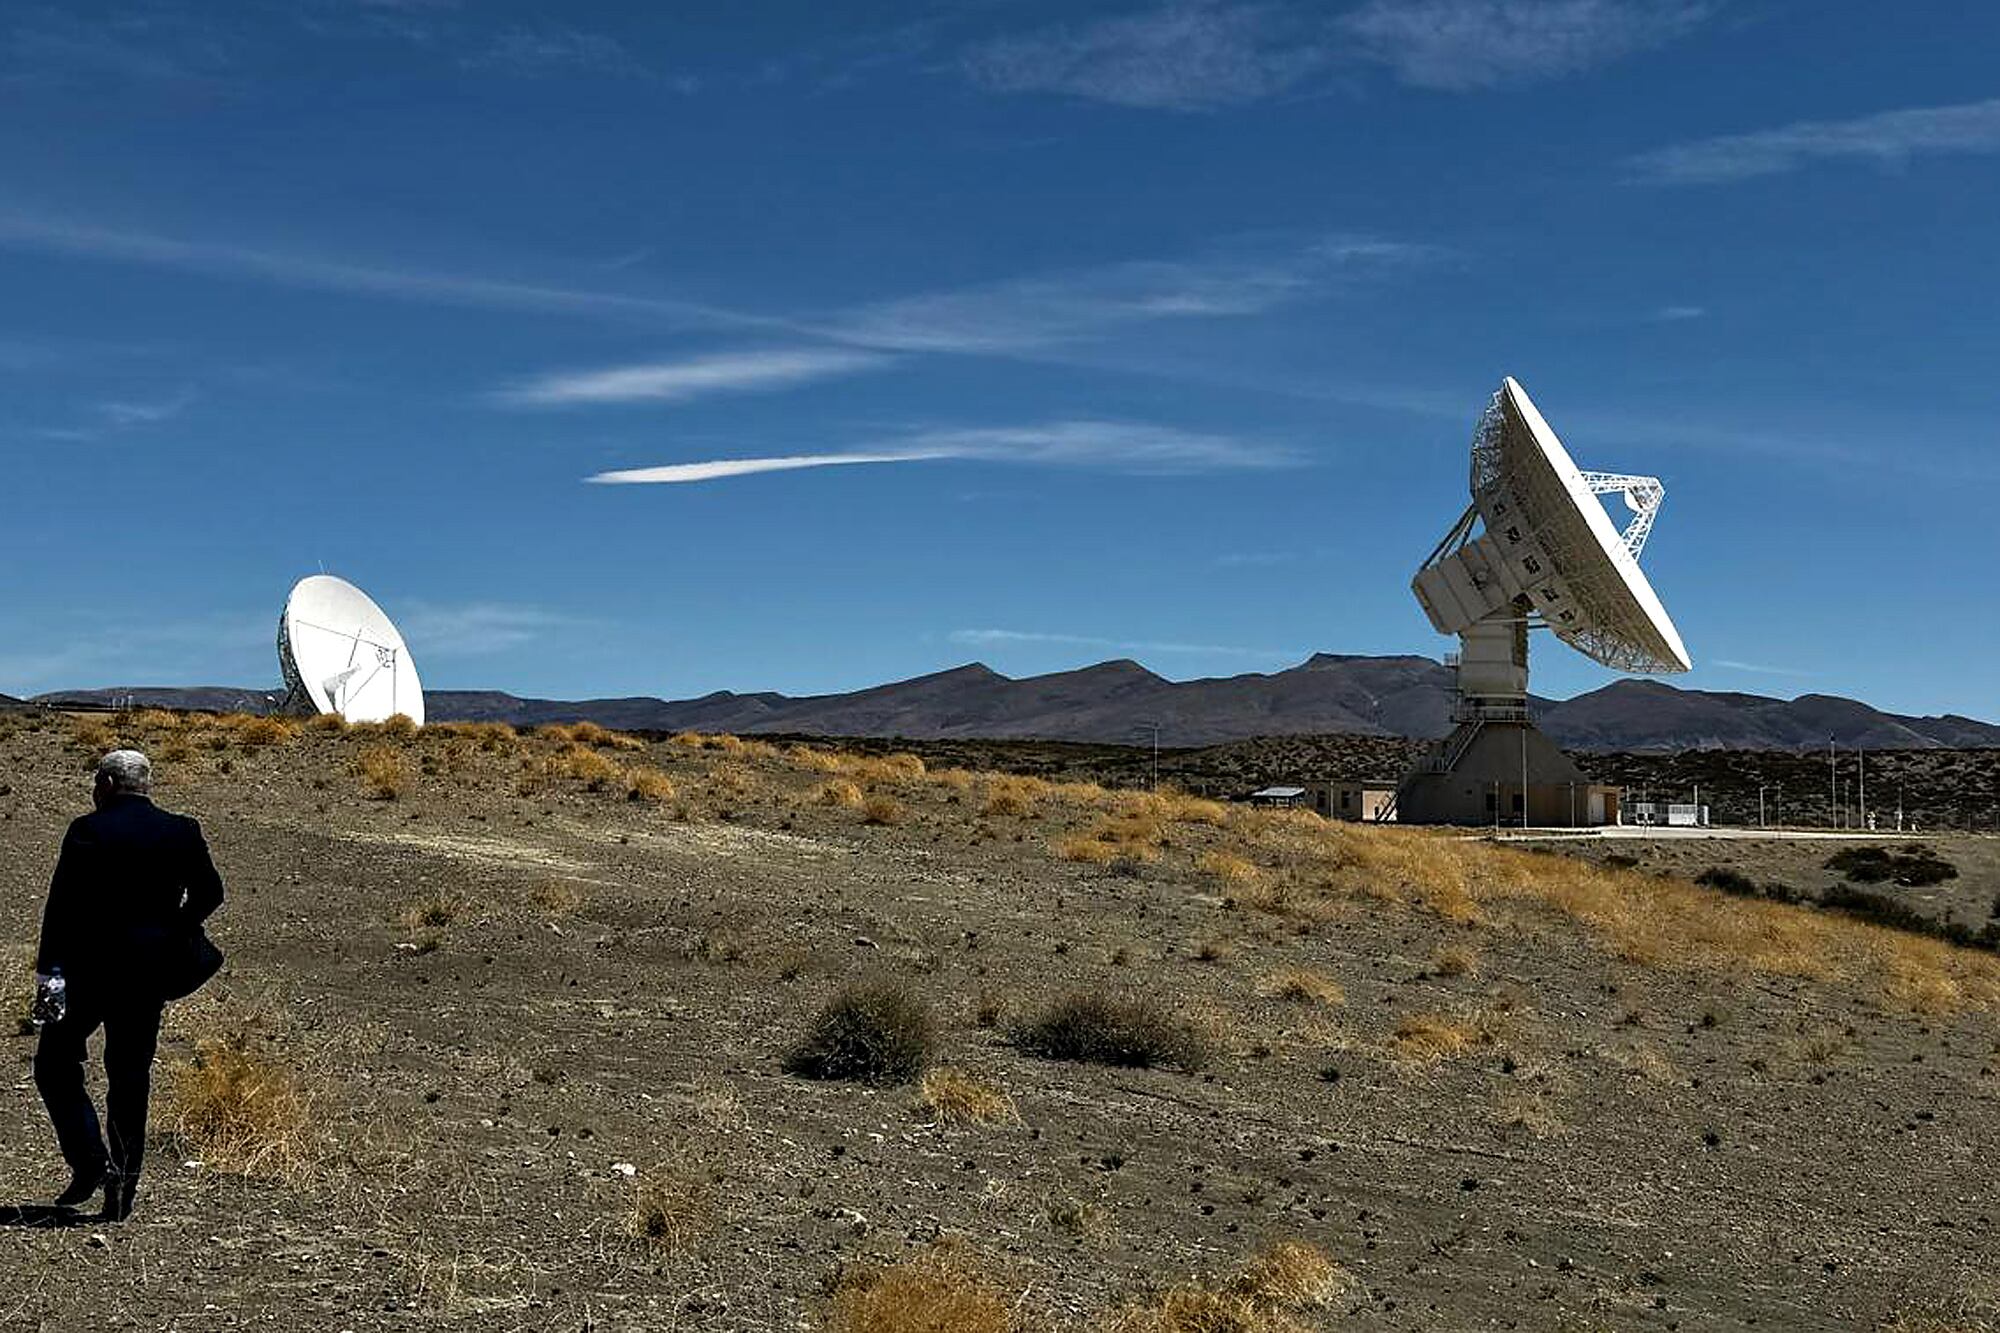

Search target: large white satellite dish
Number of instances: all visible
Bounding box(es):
[1396,377,1690,826]
[277,575,424,726]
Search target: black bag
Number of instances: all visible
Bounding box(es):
[160,929,224,1002]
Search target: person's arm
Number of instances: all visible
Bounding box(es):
[180,817,225,927]
[34,822,87,976]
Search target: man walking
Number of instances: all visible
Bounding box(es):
[34,749,224,1222]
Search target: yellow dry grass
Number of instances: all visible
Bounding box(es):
[1197,849,1261,886]
[915,1068,1018,1125]
[810,779,866,810]
[862,794,905,826]
[162,1035,317,1181]
[1432,944,1479,978]
[1219,814,2000,1013]
[624,766,677,803]
[1256,967,1345,1006]
[981,774,1050,818]
[630,1165,715,1255]
[554,743,621,789]
[1389,1012,1489,1065]
[305,711,349,734]
[1106,1240,1350,1333]
[1054,834,1119,865]
[826,1248,1010,1333]
[527,879,584,917]
[355,745,411,800]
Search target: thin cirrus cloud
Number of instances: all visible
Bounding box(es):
[824,235,1438,353]
[962,4,1336,110]
[1340,0,1713,93]
[587,420,1299,485]
[961,0,1711,109]
[397,602,578,657]
[1628,95,2000,184]
[0,212,802,337]
[498,349,895,406]
[949,628,1298,660]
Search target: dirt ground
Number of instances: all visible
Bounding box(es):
[2,710,1999,1332]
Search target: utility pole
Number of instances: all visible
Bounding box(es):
[1858,746,1867,830]
[1758,784,1766,828]
[1828,737,1837,829]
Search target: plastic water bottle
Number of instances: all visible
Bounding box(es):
[31,968,65,1029]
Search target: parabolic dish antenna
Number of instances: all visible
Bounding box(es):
[1397,377,1690,827]
[277,575,424,726]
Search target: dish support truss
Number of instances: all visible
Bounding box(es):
[1576,472,1664,558]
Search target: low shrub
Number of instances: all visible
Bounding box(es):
[1827,845,1959,888]
[1257,967,1345,1006]
[631,1165,715,1255]
[916,1068,1017,1126]
[1009,991,1211,1071]
[356,745,410,800]
[826,1248,1009,1333]
[626,767,677,803]
[1695,866,1758,897]
[861,794,905,826]
[162,1036,316,1181]
[785,980,935,1085]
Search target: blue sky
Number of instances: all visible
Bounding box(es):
[3,1,1997,722]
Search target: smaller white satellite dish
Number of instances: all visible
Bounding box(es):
[277,575,424,725]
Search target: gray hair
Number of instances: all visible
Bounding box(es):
[97,749,153,795]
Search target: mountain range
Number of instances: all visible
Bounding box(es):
[28,654,2000,752]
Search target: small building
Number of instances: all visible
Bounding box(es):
[1325,781,1399,823]
[1247,785,1309,809]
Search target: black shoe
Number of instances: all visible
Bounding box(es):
[101,1176,135,1224]
[53,1166,105,1209]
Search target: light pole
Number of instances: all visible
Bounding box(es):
[1828,737,1837,829]
[1140,721,1161,792]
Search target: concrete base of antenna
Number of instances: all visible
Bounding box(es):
[1395,721,1621,827]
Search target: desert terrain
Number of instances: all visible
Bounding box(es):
[1,707,1998,1331]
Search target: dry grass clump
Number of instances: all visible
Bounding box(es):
[1157,791,1231,826]
[162,1035,317,1181]
[784,743,847,773]
[1010,991,1211,1071]
[433,720,515,750]
[69,717,118,754]
[1197,849,1261,886]
[862,794,905,826]
[847,752,928,784]
[826,1247,1010,1333]
[785,980,936,1085]
[1054,834,1118,864]
[554,743,621,789]
[377,713,419,738]
[305,711,348,734]
[982,774,1049,818]
[1107,1240,1350,1333]
[1256,967,1345,1006]
[131,708,183,732]
[527,879,584,917]
[630,1165,715,1255]
[811,779,866,809]
[1431,944,1479,978]
[916,1068,1019,1126]
[233,715,299,747]
[929,767,977,793]
[399,891,464,933]
[625,766,677,803]
[356,744,411,800]
[559,720,645,751]
[1389,1011,1493,1065]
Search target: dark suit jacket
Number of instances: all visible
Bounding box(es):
[35,794,225,1000]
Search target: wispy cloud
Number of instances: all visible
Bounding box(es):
[1628,96,2000,184]
[1341,0,1711,91]
[587,420,1299,485]
[590,452,949,485]
[398,602,577,657]
[1648,304,1706,322]
[1713,658,1814,678]
[1214,550,1298,567]
[827,235,1441,352]
[962,4,1335,110]
[96,387,196,427]
[949,628,1296,659]
[460,26,657,79]
[499,349,893,406]
[0,213,797,336]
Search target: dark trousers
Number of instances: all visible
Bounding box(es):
[34,991,165,1182]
